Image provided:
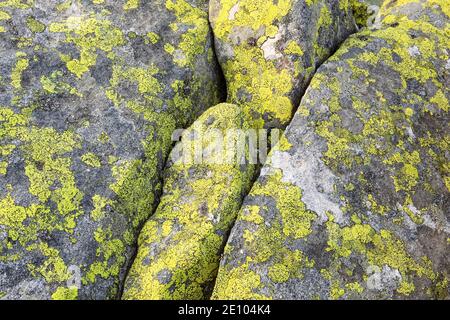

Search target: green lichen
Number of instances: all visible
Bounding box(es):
[211,0,295,127]
[213,263,268,300]
[350,0,369,27]
[325,213,436,297]
[0,10,11,21]
[49,16,125,78]
[146,32,160,44]
[51,286,78,300]
[123,104,258,300]
[268,264,290,283]
[90,195,110,221]
[84,227,126,288]
[212,0,292,40]
[81,152,101,168]
[40,71,82,96]
[223,45,294,127]
[123,0,139,11]
[284,41,304,56]
[213,170,316,299]
[26,16,45,33]
[11,52,29,89]
[0,0,34,10]
[165,0,210,67]
[0,105,83,290]
[106,64,162,108]
[213,0,449,300]
[1,0,222,300]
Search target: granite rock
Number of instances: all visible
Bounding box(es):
[122,0,359,300]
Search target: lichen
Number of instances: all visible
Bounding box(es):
[11,52,29,89]
[51,286,78,300]
[49,16,125,78]
[212,170,316,299]
[26,16,45,33]
[122,104,258,300]
[81,152,101,168]
[213,0,449,300]
[1,0,222,300]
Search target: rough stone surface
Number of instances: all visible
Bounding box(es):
[123,103,257,299]
[209,0,358,129]
[122,0,359,299]
[212,0,450,300]
[0,0,224,300]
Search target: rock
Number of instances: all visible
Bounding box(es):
[0,0,224,300]
[212,0,449,300]
[209,0,358,129]
[123,0,358,299]
[123,103,257,299]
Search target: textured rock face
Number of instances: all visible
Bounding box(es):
[209,0,358,129]
[123,103,257,299]
[213,0,449,300]
[122,0,358,299]
[2,0,448,301]
[0,0,223,299]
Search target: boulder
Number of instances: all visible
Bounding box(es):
[212,0,449,299]
[123,103,257,299]
[0,0,223,300]
[209,0,358,129]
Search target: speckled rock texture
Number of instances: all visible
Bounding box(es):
[122,0,359,300]
[212,0,450,300]
[123,103,257,299]
[1,0,448,301]
[0,0,224,300]
[209,0,358,129]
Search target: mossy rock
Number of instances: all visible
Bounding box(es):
[209,0,358,129]
[0,0,224,299]
[122,103,257,299]
[213,0,449,300]
[122,0,359,299]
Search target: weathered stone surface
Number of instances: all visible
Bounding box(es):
[123,103,257,299]
[0,0,224,300]
[122,0,359,300]
[213,0,449,299]
[209,0,358,129]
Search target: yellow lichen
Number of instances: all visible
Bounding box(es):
[49,16,124,78]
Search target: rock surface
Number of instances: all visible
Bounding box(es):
[122,0,359,299]
[212,0,450,299]
[1,0,448,301]
[123,103,257,299]
[209,0,358,129]
[0,0,223,300]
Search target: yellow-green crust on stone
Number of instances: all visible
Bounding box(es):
[0,0,224,300]
[122,0,359,299]
[212,0,450,300]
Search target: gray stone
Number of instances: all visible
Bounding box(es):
[212,0,449,300]
[0,0,224,300]
[122,0,358,300]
